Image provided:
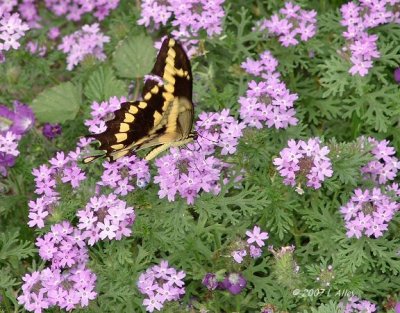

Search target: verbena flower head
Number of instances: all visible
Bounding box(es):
[58,23,110,70]
[137,260,186,312]
[259,2,317,47]
[338,296,377,313]
[98,155,150,195]
[77,193,135,245]
[340,187,399,239]
[239,51,298,129]
[202,273,218,290]
[28,148,88,228]
[0,12,29,56]
[85,96,127,135]
[231,225,268,263]
[220,273,247,295]
[138,0,225,55]
[360,137,399,185]
[42,123,62,140]
[0,100,35,136]
[36,221,88,269]
[339,1,398,76]
[154,110,244,204]
[394,67,400,84]
[44,0,120,21]
[273,138,333,191]
[18,265,97,312]
[0,131,20,176]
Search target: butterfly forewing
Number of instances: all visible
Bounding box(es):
[83,37,195,163]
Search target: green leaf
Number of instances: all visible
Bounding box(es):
[113,34,156,79]
[31,82,82,123]
[84,66,127,102]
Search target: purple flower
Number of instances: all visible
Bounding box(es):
[202,273,218,290]
[77,194,135,245]
[340,187,399,239]
[360,137,399,185]
[338,296,377,313]
[48,27,60,40]
[42,123,62,140]
[137,260,186,312]
[339,1,397,76]
[220,273,247,295]
[58,23,110,70]
[273,138,333,191]
[395,302,400,313]
[239,51,298,130]
[0,13,29,53]
[97,155,150,195]
[394,68,400,83]
[138,0,225,56]
[44,0,119,21]
[246,225,269,247]
[260,2,317,47]
[18,265,97,312]
[0,101,35,136]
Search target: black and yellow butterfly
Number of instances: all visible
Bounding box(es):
[83,37,196,163]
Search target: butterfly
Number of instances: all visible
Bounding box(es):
[83,37,196,164]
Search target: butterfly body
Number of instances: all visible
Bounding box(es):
[83,37,195,163]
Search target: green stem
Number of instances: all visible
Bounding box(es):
[133,77,141,101]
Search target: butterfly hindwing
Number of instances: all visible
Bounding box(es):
[83,37,195,163]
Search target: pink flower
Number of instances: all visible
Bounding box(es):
[246,226,269,247]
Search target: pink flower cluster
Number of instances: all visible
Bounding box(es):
[273,138,333,191]
[28,148,87,228]
[239,51,298,129]
[231,226,269,264]
[76,193,135,245]
[58,23,110,70]
[138,0,225,55]
[0,101,35,175]
[338,296,377,313]
[99,155,151,196]
[259,2,317,47]
[0,12,29,60]
[18,265,97,312]
[340,187,399,239]
[340,1,399,76]
[19,221,97,312]
[0,1,40,28]
[154,110,244,204]
[361,137,400,185]
[137,260,186,312]
[44,0,119,21]
[85,96,127,134]
[36,221,88,269]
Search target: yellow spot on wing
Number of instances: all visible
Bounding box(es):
[83,156,96,164]
[144,93,151,101]
[124,113,135,123]
[163,72,175,85]
[168,38,175,47]
[119,123,130,132]
[163,92,174,102]
[139,102,147,109]
[165,63,175,75]
[151,85,159,94]
[175,69,185,77]
[166,56,175,67]
[129,106,138,114]
[115,133,127,142]
[153,111,162,125]
[112,149,130,160]
[168,48,176,58]
[111,143,124,150]
[164,84,174,93]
